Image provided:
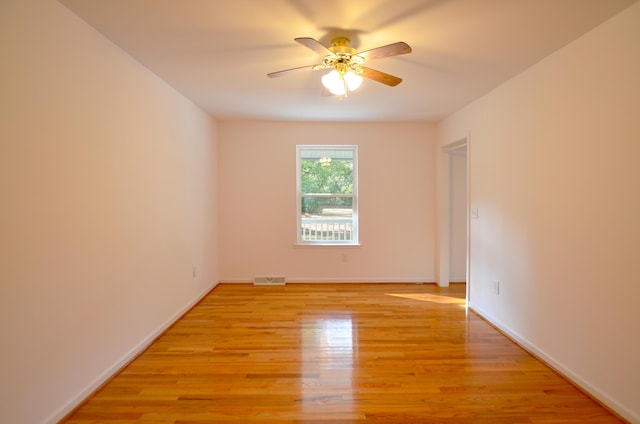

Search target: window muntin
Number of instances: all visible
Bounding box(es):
[296,145,358,244]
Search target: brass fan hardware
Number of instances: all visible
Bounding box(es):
[267,36,411,97]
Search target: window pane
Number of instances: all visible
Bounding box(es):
[301,196,353,241]
[301,150,353,195]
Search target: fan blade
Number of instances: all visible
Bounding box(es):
[267,64,324,78]
[357,41,411,61]
[361,67,403,86]
[295,37,334,57]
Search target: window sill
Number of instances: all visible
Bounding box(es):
[294,242,361,248]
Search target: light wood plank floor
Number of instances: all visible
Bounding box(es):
[63,283,623,423]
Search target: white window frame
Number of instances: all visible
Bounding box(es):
[296,145,359,245]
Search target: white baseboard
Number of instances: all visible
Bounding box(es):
[221,278,435,284]
[47,281,218,424]
[469,301,638,424]
[290,278,435,283]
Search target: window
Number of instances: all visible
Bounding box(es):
[296,145,358,245]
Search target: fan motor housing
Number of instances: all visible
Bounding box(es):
[329,37,356,55]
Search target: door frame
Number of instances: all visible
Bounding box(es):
[437,134,470,301]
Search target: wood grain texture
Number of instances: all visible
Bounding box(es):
[62,283,623,423]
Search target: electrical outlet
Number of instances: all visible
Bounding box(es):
[493,280,500,295]
[192,266,198,278]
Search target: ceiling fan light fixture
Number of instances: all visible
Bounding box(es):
[322,69,362,96]
[268,36,411,96]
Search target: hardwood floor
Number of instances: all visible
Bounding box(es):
[62,283,622,423]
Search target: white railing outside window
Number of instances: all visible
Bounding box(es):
[301,217,353,241]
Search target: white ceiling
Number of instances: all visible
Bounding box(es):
[58,0,636,122]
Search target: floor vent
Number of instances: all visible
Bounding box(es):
[253,276,286,286]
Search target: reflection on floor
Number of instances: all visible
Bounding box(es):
[62,283,622,423]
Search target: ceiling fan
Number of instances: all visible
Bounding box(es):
[267,37,412,97]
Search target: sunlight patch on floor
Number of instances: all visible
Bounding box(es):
[386,292,467,306]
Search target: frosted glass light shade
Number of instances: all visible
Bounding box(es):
[344,71,363,91]
[322,70,363,95]
[322,70,346,95]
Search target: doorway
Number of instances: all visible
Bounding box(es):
[437,137,469,300]
[449,145,467,284]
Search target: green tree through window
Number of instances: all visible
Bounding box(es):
[301,158,353,214]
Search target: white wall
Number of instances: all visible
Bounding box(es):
[0,1,219,422]
[218,121,436,283]
[437,3,640,422]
